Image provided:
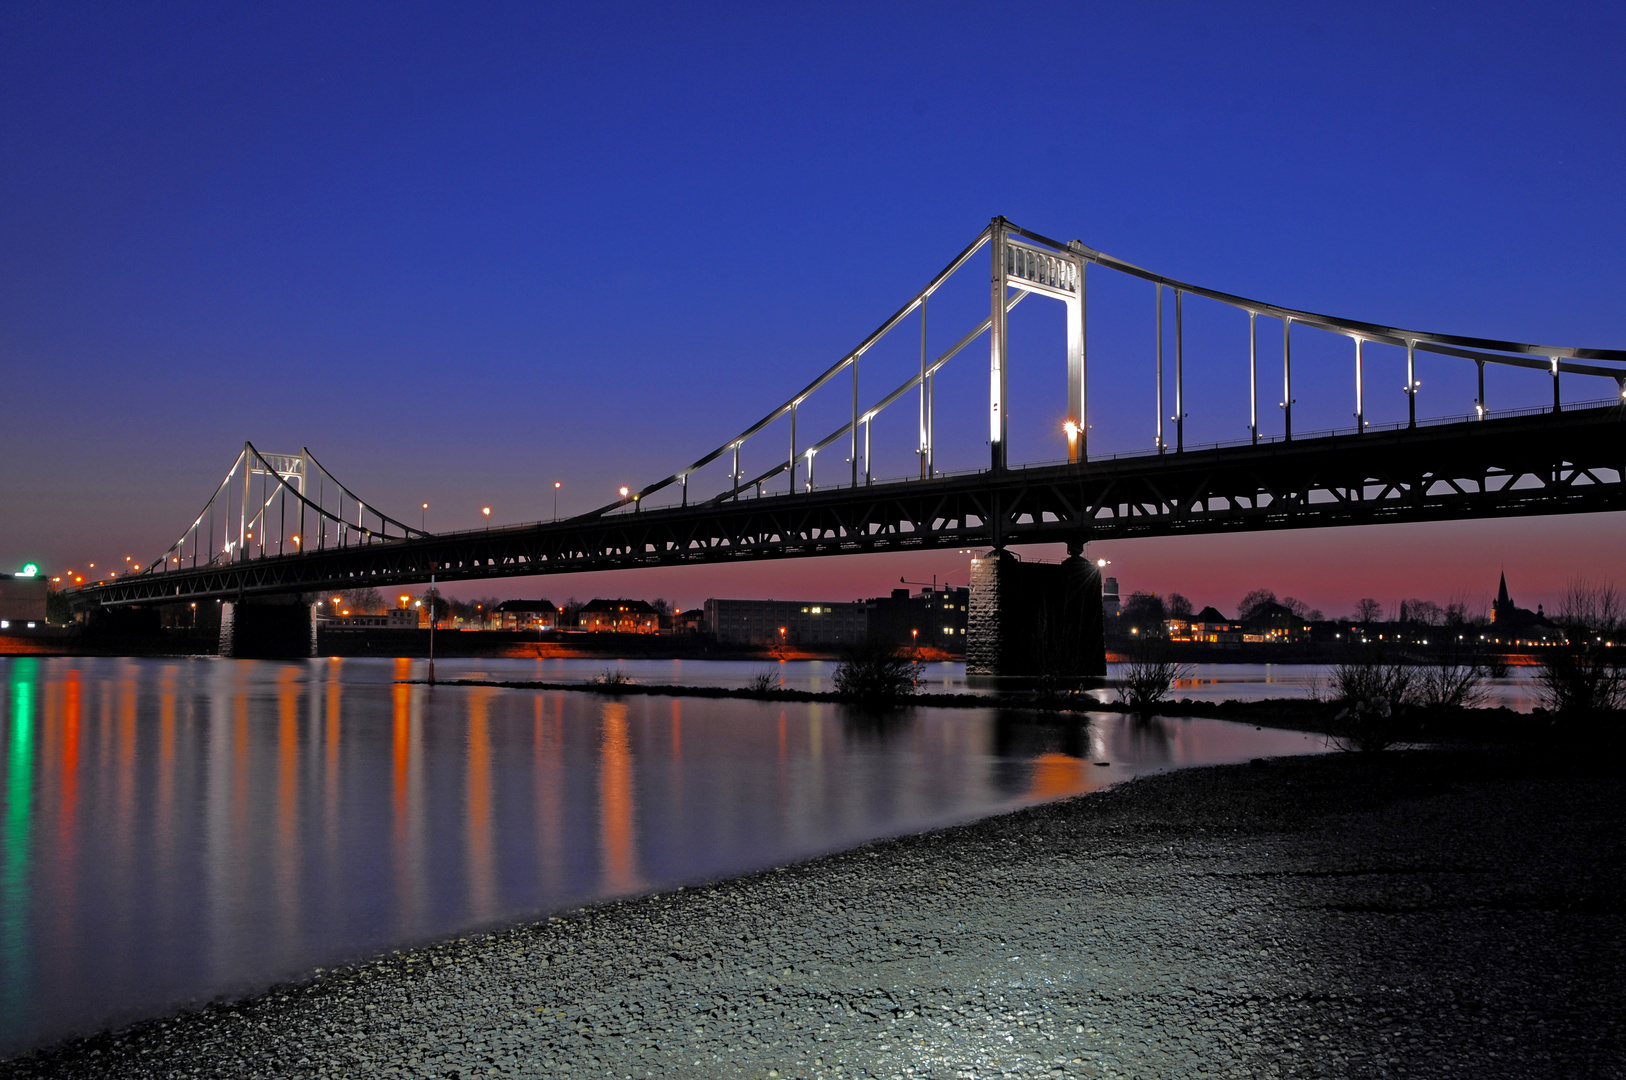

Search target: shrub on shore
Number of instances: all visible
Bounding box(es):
[1114,639,1189,716]
[832,644,922,705]
[1330,648,1415,751]
[1411,644,1490,713]
[592,669,631,692]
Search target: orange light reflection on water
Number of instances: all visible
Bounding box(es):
[598,702,639,895]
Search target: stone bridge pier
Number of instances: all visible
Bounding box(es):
[220,595,315,658]
[966,543,1105,687]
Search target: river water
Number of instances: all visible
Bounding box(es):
[430,656,1550,711]
[0,656,1328,1055]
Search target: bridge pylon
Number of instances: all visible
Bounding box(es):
[966,542,1105,687]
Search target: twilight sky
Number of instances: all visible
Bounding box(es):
[2,1,1623,619]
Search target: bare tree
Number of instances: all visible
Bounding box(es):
[1412,638,1489,712]
[1330,645,1414,751]
[1114,636,1191,716]
[1237,589,1278,620]
[1121,592,1167,637]
[1355,598,1383,624]
[337,587,384,614]
[1535,580,1626,715]
[1400,599,1445,626]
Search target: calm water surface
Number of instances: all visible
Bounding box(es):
[0,656,1327,1054]
[427,656,1548,711]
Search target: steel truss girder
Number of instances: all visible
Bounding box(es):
[73,406,1626,609]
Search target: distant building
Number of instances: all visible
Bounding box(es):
[491,599,557,631]
[1102,576,1121,618]
[866,585,969,651]
[703,598,867,646]
[0,570,48,628]
[322,609,418,629]
[1488,573,1562,645]
[674,607,705,635]
[580,598,659,634]
[1242,601,1311,644]
[1183,605,1242,645]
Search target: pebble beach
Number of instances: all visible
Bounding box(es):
[3,745,1621,1080]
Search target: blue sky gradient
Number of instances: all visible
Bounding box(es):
[3,2,1623,617]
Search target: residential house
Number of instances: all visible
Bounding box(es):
[580,599,660,634]
[492,599,558,631]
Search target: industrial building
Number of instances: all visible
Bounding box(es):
[703,598,868,647]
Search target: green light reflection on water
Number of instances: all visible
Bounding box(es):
[2,659,38,1029]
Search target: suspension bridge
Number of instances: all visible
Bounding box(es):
[64,218,1626,668]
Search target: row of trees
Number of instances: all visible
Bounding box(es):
[1120,586,1486,630]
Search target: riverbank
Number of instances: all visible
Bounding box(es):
[4,744,1620,1079]
[416,675,1574,744]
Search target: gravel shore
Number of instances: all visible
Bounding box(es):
[5,746,1622,1080]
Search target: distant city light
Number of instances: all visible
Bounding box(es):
[16,563,38,577]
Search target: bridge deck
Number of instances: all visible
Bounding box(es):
[73,405,1626,607]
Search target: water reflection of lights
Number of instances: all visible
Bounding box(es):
[0,659,1326,1054]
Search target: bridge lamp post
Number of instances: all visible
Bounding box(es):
[553,481,561,521]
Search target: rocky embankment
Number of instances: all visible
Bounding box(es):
[4,748,1622,1079]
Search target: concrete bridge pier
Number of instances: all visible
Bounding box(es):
[220,595,315,658]
[966,542,1106,687]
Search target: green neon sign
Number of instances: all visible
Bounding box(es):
[15,564,37,578]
